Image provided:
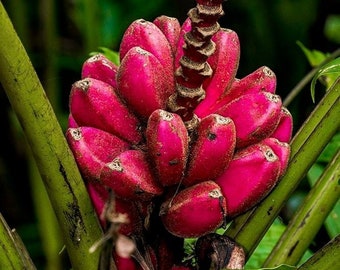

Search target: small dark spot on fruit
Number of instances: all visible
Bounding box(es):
[169,159,179,165]
[208,133,217,140]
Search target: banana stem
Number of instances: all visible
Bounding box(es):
[297,234,340,270]
[167,0,223,129]
[0,3,103,270]
[0,213,36,270]
[224,77,340,257]
[263,148,340,267]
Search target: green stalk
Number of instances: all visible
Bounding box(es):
[0,213,36,270]
[28,151,63,270]
[0,4,102,270]
[225,78,340,257]
[297,234,340,270]
[263,148,340,267]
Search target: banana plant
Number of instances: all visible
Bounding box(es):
[0,0,339,269]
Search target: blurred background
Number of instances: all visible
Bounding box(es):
[1,0,339,269]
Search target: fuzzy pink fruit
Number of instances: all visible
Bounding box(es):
[270,107,293,143]
[119,19,174,80]
[100,150,163,201]
[117,47,175,119]
[81,53,118,88]
[262,137,291,176]
[215,142,281,217]
[146,109,189,186]
[160,181,227,238]
[69,78,142,144]
[66,127,130,181]
[184,114,236,186]
[209,66,277,114]
[153,16,181,55]
[194,29,240,118]
[216,91,282,148]
[86,181,108,228]
[67,113,78,128]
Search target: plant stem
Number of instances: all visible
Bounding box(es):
[0,3,103,270]
[28,150,64,270]
[225,78,340,257]
[0,213,36,270]
[263,148,340,267]
[297,234,340,270]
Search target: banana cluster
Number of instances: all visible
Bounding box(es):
[65,1,293,269]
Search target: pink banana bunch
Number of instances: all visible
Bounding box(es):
[66,0,293,268]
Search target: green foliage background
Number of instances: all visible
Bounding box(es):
[0,0,339,269]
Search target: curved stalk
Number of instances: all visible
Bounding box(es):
[297,234,340,270]
[263,148,340,267]
[0,213,36,270]
[0,3,102,270]
[225,78,340,257]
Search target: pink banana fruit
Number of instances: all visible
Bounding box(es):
[146,109,189,186]
[81,53,118,88]
[118,19,174,84]
[183,114,236,186]
[215,142,281,217]
[209,66,277,114]
[270,107,293,143]
[160,181,227,238]
[262,137,291,177]
[153,16,181,55]
[174,17,191,72]
[194,29,240,118]
[216,91,282,148]
[117,47,175,119]
[69,78,142,144]
[66,126,130,181]
[67,113,78,128]
[86,181,108,228]
[100,149,163,201]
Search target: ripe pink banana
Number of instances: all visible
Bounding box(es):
[184,114,236,186]
[160,181,227,238]
[209,66,277,114]
[262,137,291,177]
[119,19,174,82]
[66,126,130,181]
[100,149,163,201]
[117,47,175,119]
[270,107,293,143]
[174,17,191,72]
[67,113,78,128]
[146,109,189,186]
[69,78,142,144]
[194,29,240,118]
[216,91,282,148]
[153,16,181,55]
[215,142,281,217]
[86,181,108,228]
[81,53,118,88]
